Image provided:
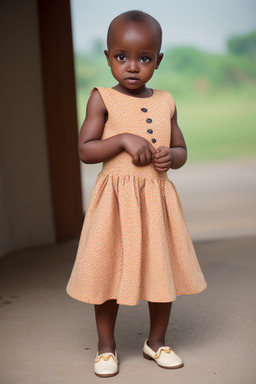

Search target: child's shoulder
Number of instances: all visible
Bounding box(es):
[154,88,174,99]
[90,86,117,101]
[90,86,108,95]
[154,89,175,110]
[87,87,108,113]
[89,87,119,112]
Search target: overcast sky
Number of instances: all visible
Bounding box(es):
[70,0,256,54]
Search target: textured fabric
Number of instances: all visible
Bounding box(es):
[66,87,207,306]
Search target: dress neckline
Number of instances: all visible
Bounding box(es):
[110,87,155,99]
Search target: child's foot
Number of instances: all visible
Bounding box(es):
[94,351,119,377]
[143,339,184,369]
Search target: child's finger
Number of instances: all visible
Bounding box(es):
[149,143,157,155]
[155,165,170,172]
[138,153,146,166]
[154,151,171,162]
[154,146,169,159]
[145,148,153,164]
[132,154,140,165]
[155,161,171,169]
[156,146,168,152]
[154,155,171,164]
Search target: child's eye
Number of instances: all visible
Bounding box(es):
[116,54,126,61]
[141,56,151,63]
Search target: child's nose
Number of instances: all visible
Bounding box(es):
[127,60,139,72]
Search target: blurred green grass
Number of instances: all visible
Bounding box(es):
[178,95,256,162]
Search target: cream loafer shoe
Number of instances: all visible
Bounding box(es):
[143,339,184,369]
[94,351,119,377]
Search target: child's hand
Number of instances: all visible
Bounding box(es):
[153,146,173,172]
[122,134,157,166]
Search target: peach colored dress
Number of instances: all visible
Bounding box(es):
[66,87,207,306]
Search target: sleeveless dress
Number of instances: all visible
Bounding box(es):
[66,87,207,306]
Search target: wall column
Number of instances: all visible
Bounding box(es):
[37,0,83,239]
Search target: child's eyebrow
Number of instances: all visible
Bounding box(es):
[112,49,154,55]
[113,49,127,53]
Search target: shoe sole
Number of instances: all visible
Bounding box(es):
[94,370,119,378]
[143,352,184,369]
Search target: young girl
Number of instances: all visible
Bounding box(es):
[67,10,207,378]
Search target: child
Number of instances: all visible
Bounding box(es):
[67,10,207,378]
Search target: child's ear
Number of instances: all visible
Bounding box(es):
[155,53,164,69]
[104,50,110,66]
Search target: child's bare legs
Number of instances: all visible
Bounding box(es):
[147,302,172,351]
[94,300,119,355]
[94,300,171,354]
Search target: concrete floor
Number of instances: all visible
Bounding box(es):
[1,157,256,383]
[1,237,256,384]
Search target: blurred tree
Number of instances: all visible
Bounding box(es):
[168,47,207,73]
[90,38,105,56]
[227,30,256,55]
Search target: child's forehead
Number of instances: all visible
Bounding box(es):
[120,20,150,33]
[110,19,156,37]
[108,20,161,51]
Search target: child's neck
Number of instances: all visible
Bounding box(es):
[112,84,153,98]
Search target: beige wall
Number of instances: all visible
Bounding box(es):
[0,0,55,256]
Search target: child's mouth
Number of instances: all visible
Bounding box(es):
[126,78,140,84]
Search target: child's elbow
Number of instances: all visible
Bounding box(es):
[184,149,188,164]
[78,143,90,164]
[181,148,188,168]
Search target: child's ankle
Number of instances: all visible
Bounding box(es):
[147,339,165,352]
[98,344,116,355]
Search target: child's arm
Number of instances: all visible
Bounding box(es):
[153,105,187,172]
[78,90,157,165]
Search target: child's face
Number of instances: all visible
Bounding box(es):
[105,21,163,92]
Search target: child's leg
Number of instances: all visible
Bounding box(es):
[94,300,119,355]
[147,302,172,352]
